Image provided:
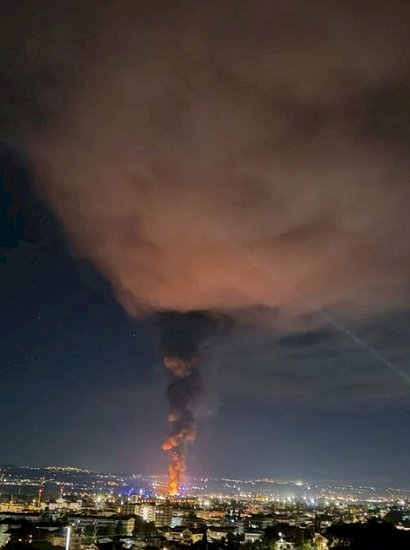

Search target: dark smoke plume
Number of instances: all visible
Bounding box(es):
[157,311,225,493]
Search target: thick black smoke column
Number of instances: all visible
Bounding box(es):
[158,311,222,494]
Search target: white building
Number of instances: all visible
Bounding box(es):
[136,504,156,524]
[207,526,235,542]
[244,530,264,543]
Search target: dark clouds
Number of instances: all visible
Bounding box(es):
[0,0,408,326]
[212,311,410,408]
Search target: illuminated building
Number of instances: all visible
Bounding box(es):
[244,529,264,544]
[136,503,156,523]
[313,533,329,549]
[0,502,24,513]
[121,502,138,516]
[247,515,275,529]
[154,505,172,527]
[197,508,226,521]
[207,526,236,541]
[121,501,156,523]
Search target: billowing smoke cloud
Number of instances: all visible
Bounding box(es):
[2,0,410,484]
[4,0,409,324]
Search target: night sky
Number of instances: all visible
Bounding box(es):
[1,1,410,487]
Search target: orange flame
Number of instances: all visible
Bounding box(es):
[168,448,185,495]
[163,430,194,493]
[162,344,201,494]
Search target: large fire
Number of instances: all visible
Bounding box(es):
[167,448,185,496]
[162,353,198,494]
[159,312,218,495]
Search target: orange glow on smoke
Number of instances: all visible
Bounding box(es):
[162,435,180,451]
[164,355,196,377]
